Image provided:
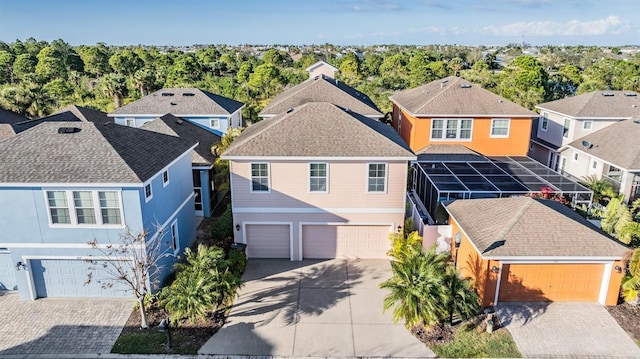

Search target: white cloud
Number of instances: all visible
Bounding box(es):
[482,15,630,37]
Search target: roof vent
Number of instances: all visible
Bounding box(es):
[634,119,640,124]
[182,93,195,97]
[161,92,174,97]
[314,76,319,80]
[58,127,81,134]
[170,102,177,106]
[460,84,472,88]
[498,99,504,103]
[176,119,184,125]
[602,92,614,97]
[286,108,294,113]
[633,104,638,108]
[440,80,448,88]
[625,92,637,97]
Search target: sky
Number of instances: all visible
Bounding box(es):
[0,0,638,47]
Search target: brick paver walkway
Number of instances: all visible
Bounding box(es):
[0,292,133,355]
[497,302,640,358]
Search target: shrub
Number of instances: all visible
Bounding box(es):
[228,248,247,275]
[211,205,233,249]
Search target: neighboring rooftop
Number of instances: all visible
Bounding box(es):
[536,91,640,119]
[305,60,338,79]
[224,102,414,159]
[0,108,28,140]
[445,197,628,258]
[142,114,220,166]
[390,76,537,117]
[109,88,245,116]
[0,121,196,184]
[259,75,383,118]
[416,144,486,162]
[567,118,640,170]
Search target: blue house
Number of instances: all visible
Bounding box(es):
[108,88,245,136]
[0,120,198,299]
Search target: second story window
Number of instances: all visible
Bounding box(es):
[73,191,96,224]
[490,119,510,137]
[210,119,220,129]
[47,191,71,224]
[583,121,593,130]
[99,191,122,225]
[125,118,135,127]
[563,118,570,138]
[541,113,549,131]
[170,220,179,255]
[251,163,270,192]
[46,190,122,226]
[368,163,387,193]
[162,170,169,187]
[144,183,153,201]
[431,119,472,140]
[309,163,328,192]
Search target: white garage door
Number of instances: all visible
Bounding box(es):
[31,259,131,298]
[302,225,391,259]
[245,224,291,258]
[0,252,17,291]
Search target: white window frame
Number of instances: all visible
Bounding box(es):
[210,119,220,129]
[541,113,548,131]
[430,118,473,141]
[170,220,179,256]
[73,191,97,224]
[367,162,388,193]
[573,151,579,162]
[250,162,270,193]
[125,118,135,127]
[144,182,153,202]
[583,120,593,131]
[44,190,124,228]
[592,160,598,170]
[309,162,328,193]
[490,118,510,138]
[162,170,170,187]
[563,118,571,138]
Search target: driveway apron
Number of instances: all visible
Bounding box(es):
[0,292,133,355]
[497,302,640,358]
[199,259,434,357]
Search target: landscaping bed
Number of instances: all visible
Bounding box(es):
[607,302,640,345]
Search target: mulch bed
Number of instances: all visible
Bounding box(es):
[607,302,640,342]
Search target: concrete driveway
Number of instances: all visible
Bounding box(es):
[0,291,133,355]
[199,259,434,357]
[497,302,640,358]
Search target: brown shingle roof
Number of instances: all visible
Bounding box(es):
[259,75,382,118]
[445,197,628,259]
[416,144,486,162]
[390,76,537,117]
[0,121,196,184]
[224,102,414,159]
[110,88,245,116]
[567,118,640,170]
[142,114,220,166]
[536,91,640,118]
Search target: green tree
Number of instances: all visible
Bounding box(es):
[0,50,14,83]
[165,53,203,86]
[622,249,640,303]
[579,175,616,204]
[211,127,244,191]
[78,43,111,76]
[236,61,253,83]
[101,73,128,108]
[109,50,144,76]
[12,53,37,80]
[362,53,383,77]
[449,57,464,76]
[338,52,361,85]
[498,55,549,109]
[35,46,66,82]
[262,48,291,67]
[43,78,73,108]
[132,69,156,97]
[248,63,280,98]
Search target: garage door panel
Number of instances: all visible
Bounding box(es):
[499,263,603,302]
[32,259,131,298]
[245,224,290,258]
[0,252,17,291]
[303,225,391,259]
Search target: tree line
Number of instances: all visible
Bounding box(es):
[0,38,639,121]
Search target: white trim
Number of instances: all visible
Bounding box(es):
[249,162,271,193]
[108,113,236,118]
[308,162,329,193]
[144,182,153,202]
[299,221,395,260]
[429,118,473,141]
[598,262,613,305]
[533,107,635,121]
[43,189,125,229]
[2,243,143,249]
[232,207,405,214]
[562,118,571,139]
[242,221,294,261]
[162,170,170,188]
[490,118,510,138]
[540,112,549,132]
[367,162,388,193]
[3,182,143,188]
[192,165,214,170]
[223,156,416,161]
[229,162,236,209]
[210,118,221,129]
[565,145,636,172]
[170,220,179,256]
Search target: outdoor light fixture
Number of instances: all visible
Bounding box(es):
[397,226,402,233]
[615,265,623,273]
[454,233,462,248]
[15,261,26,271]
[491,266,499,273]
[235,224,241,231]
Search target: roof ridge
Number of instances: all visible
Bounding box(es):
[485,198,533,252]
[228,105,303,151]
[418,76,463,112]
[323,76,379,112]
[574,91,599,118]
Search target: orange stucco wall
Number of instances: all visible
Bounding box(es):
[392,104,533,156]
[606,260,625,306]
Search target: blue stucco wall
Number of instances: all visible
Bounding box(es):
[114,115,229,136]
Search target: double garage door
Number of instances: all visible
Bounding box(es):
[31,259,130,298]
[0,252,17,291]
[498,263,604,302]
[244,223,391,259]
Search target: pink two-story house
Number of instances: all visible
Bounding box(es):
[223,102,416,260]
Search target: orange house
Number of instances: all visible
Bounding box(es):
[445,197,627,307]
[390,76,537,156]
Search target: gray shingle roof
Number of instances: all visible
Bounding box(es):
[537,91,640,118]
[0,108,29,140]
[142,114,220,166]
[224,102,414,159]
[0,121,196,184]
[445,197,628,258]
[3,105,113,136]
[109,88,245,116]
[390,76,537,117]
[416,144,486,162]
[567,118,640,170]
[259,75,382,118]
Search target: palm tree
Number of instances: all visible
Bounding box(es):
[101,73,127,108]
[132,69,155,97]
[211,127,244,191]
[622,249,640,303]
[446,266,480,321]
[580,175,617,204]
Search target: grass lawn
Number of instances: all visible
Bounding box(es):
[111,327,207,355]
[431,323,521,358]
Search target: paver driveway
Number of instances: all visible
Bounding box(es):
[200,259,434,357]
[497,302,640,358]
[0,292,133,355]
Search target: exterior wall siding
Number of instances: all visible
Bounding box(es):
[114,115,231,135]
